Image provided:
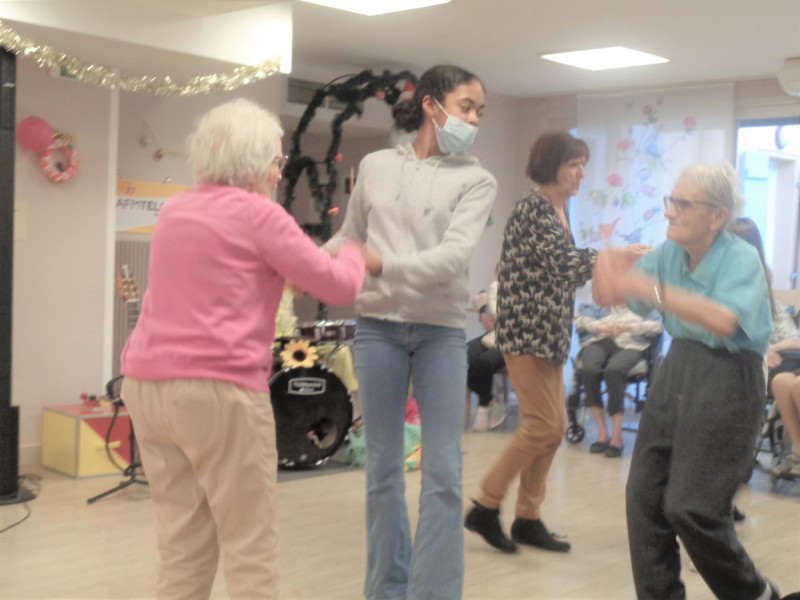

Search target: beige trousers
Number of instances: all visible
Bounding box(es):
[122,377,280,600]
[477,354,566,520]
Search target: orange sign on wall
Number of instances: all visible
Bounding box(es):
[116,179,189,234]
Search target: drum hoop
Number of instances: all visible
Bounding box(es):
[295,319,356,343]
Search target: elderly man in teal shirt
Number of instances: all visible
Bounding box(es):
[595,162,778,600]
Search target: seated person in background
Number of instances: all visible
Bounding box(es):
[574,303,662,457]
[731,216,800,478]
[467,272,507,431]
[767,300,800,477]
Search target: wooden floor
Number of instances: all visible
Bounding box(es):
[1,414,799,600]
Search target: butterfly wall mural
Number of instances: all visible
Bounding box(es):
[573,84,734,253]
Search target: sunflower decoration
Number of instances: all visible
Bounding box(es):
[280,339,319,368]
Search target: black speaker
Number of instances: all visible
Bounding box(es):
[0,48,21,503]
[0,405,19,498]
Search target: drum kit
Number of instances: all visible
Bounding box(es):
[270,319,356,469]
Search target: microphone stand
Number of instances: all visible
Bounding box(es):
[87,379,148,504]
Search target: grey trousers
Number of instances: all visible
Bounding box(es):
[579,338,644,415]
[626,339,767,600]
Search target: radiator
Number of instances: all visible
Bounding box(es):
[112,233,151,377]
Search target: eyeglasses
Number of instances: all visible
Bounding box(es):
[663,196,721,213]
[275,155,288,171]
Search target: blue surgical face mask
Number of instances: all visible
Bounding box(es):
[433,98,478,154]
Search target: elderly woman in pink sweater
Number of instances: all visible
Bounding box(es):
[121,98,364,600]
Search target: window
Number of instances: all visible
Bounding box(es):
[736,117,800,292]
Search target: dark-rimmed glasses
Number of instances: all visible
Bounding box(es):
[663,196,720,213]
[276,155,288,171]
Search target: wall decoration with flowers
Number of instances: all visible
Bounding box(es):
[573,84,735,252]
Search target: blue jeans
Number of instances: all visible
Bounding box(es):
[354,317,466,600]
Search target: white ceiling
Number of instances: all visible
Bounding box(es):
[2,0,800,98]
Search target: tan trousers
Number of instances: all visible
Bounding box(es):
[122,377,280,600]
[477,354,566,520]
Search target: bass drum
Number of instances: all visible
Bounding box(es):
[269,364,352,469]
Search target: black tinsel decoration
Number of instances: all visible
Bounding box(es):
[283,69,416,242]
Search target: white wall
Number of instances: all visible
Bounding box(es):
[117,76,288,186]
[13,61,115,465]
[735,78,800,121]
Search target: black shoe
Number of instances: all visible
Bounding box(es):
[510,517,571,552]
[464,500,517,553]
[589,440,608,454]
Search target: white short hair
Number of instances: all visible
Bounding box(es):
[186,98,283,189]
[679,162,744,228]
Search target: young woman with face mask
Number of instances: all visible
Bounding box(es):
[332,64,496,600]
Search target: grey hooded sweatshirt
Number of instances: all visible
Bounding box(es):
[336,142,497,330]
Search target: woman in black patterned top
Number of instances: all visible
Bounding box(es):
[465,130,648,554]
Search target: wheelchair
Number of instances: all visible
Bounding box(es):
[750,398,794,487]
[750,356,800,489]
[565,331,663,443]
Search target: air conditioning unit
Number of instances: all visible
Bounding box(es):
[778,57,800,97]
[287,78,347,111]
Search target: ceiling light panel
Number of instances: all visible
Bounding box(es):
[541,46,669,71]
[301,0,450,16]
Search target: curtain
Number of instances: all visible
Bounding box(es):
[573,83,735,252]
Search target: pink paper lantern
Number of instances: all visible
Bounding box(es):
[16,117,53,153]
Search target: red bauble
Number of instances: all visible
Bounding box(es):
[16,117,53,152]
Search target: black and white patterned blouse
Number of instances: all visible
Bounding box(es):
[496,188,597,363]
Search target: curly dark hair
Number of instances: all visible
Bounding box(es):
[391,64,483,133]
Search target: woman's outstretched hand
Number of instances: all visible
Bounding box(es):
[592,244,652,307]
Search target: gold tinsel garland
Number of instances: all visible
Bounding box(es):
[0,20,282,96]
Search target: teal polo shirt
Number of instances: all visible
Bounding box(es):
[629,230,772,355]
